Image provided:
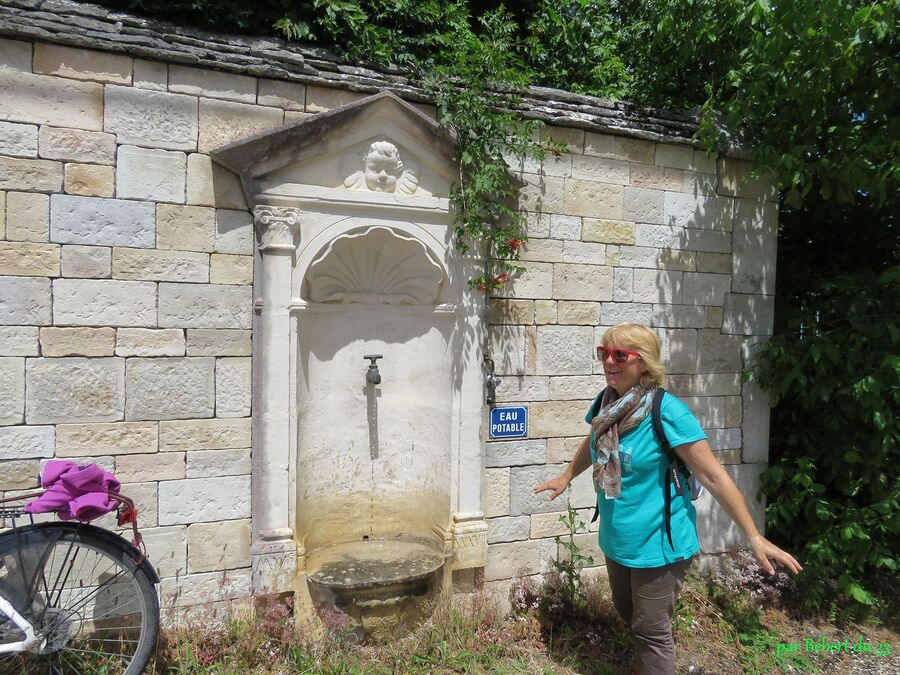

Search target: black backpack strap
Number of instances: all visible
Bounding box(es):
[651,388,682,551]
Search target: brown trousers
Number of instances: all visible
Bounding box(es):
[606,556,694,675]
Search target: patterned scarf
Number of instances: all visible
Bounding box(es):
[591,384,657,499]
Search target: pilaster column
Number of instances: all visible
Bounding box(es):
[251,205,301,594]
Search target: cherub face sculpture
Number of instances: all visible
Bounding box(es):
[363,141,403,192]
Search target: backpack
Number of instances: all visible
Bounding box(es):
[589,387,703,551]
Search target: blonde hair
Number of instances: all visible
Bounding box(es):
[601,322,666,388]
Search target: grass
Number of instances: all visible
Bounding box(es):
[148,555,898,674]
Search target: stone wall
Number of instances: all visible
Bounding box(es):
[0,19,778,612]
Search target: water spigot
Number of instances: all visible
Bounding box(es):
[364,354,383,385]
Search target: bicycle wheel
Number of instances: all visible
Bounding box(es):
[0,522,160,675]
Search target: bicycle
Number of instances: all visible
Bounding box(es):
[0,477,160,674]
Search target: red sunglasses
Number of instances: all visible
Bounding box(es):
[596,346,642,363]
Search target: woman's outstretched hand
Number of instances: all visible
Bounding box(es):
[750,536,803,575]
[533,474,571,501]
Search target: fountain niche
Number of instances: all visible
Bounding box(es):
[213,93,489,634]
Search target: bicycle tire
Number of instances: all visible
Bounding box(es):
[0,522,160,675]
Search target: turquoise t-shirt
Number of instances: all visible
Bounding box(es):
[585,390,706,568]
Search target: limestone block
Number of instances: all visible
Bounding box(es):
[125,357,215,421]
[185,154,247,209]
[612,268,633,302]
[257,79,306,111]
[185,329,251,356]
[549,214,581,240]
[0,357,24,425]
[623,187,664,224]
[541,154,571,178]
[562,241,606,266]
[0,121,38,158]
[543,126,585,154]
[552,263,613,301]
[487,516,530,544]
[493,376,550,403]
[632,269,683,304]
[116,328,185,357]
[630,164,683,192]
[582,218,634,245]
[0,37,31,70]
[707,305,723,329]
[569,469,597,509]
[53,279,156,327]
[117,451,185,483]
[693,150,718,175]
[158,417,251,451]
[530,512,569,538]
[186,447,251,478]
[158,475,251,525]
[33,44,132,84]
[615,138,655,164]
[485,540,542,581]
[0,157,63,193]
[133,59,167,91]
[665,374,693,397]
[158,283,252,329]
[487,299,534,325]
[304,85,364,112]
[662,329,698,375]
[0,276,51,325]
[569,155,629,185]
[525,212,551,238]
[664,192,732,231]
[169,65,256,103]
[112,248,208,283]
[0,326,39,356]
[518,238,563,263]
[116,146,186,203]
[485,467,511,518]
[61,245,110,278]
[527,400,588,438]
[535,325,593,375]
[697,252,731,275]
[0,242,59,277]
[0,458,40,490]
[696,330,743,373]
[722,294,775,336]
[533,299,557,324]
[650,304,706,329]
[706,428,741,452]
[5,192,48,242]
[732,198,778,295]
[716,158,773,200]
[634,223,680,249]
[615,246,659,269]
[40,327,115,357]
[696,463,765,553]
[485,439,546,468]
[198,99,283,152]
[159,569,252,607]
[215,209,254,255]
[498,261,552,300]
[141,526,187,578]
[64,163,114,197]
[682,396,726,428]
[215,357,251,418]
[156,204,216,252]
[0,69,103,131]
[519,174,565,214]
[741,377,770,463]
[39,126,116,164]
[557,301,600,325]
[683,272,731,307]
[90,480,157,530]
[187,518,251,572]
[562,180,623,219]
[583,132,616,158]
[549,375,601,401]
[488,325,526,376]
[547,436,584,464]
[210,254,253,285]
[105,86,198,151]
[55,421,157,457]
[0,191,4,239]
[51,194,155,248]
[510,465,571,516]
[25,357,124,424]
[655,144,693,170]
[0,426,54,460]
[600,302,653,326]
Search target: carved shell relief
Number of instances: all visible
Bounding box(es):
[305,226,444,305]
[342,141,419,195]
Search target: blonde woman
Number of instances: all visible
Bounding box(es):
[534,322,801,675]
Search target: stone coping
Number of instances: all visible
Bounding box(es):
[0,0,724,148]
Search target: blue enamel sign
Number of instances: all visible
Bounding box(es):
[489,406,528,439]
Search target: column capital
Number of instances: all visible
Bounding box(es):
[253,205,301,252]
